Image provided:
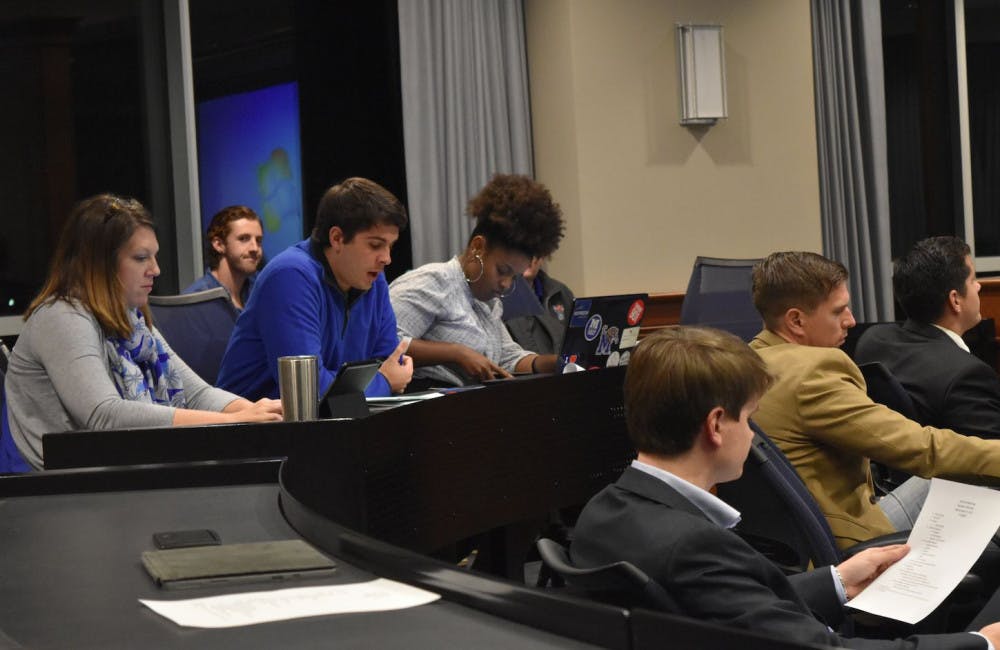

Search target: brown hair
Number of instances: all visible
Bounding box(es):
[467,174,564,258]
[311,177,407,246]
[625,326,772,456]
[26,194,155,338]
[204,205,261,270]
[751,252,848,329]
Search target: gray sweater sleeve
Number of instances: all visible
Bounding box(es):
[5,300,240,469]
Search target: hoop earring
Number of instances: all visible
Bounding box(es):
[465,252,485,284]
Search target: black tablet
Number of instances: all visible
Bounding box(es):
[319,359,381,402]
[318,359,381,419]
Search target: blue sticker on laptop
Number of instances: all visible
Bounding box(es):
[584,314,603,341]
[570,299,593,328]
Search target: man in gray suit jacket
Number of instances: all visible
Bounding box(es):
[571,326,1000,648]
[855,236,1000,439]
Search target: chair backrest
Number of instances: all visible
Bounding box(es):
[679,256,762,342]
[857,361,916,492]
[148,287,239,385]
[857,361,918,421]
[0,343,7,399]
[714,421,842,571]
[964,317,998,370]
[536,537,680,612]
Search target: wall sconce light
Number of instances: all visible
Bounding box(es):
[676,24,727,126]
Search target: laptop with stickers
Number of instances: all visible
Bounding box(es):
[557,293,648,372]
[481,292,648,384]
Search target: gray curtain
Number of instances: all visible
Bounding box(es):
[812,0,893,321]
[398,0,534,266]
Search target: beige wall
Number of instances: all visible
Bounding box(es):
[525,0,823,295]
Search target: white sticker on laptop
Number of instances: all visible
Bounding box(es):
[620,326,640,349]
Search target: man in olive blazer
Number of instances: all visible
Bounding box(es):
[750,252,1000,549]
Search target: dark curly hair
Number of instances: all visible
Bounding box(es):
[466,174,564,258]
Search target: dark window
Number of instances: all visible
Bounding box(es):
[0,2,167,314]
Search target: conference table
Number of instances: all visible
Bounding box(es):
[0,368,831,649]
[0,480,611,649]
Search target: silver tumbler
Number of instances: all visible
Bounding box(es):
[277,355,318,421]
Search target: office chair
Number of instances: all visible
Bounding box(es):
[148,287,239,385]
[857,361,918,494]
[842,321,894,360]
[963,317,998,370]
[0,344,6,398]
[679,256,763,342]
[716,422,847,572]
[858,362,918,421]
[535,537,680,612]
[0,355,29,474]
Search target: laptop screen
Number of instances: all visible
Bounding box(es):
[558,294,648,371]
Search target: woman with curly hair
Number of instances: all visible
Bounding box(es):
[389,174,565,387]
[1,194,282,471]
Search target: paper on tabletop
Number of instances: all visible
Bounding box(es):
[139,578,440,629]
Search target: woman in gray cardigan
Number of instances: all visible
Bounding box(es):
[1,194,282,471]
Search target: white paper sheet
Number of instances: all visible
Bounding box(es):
[847,478,1000,624]
[139,578,440,629]
[366,392,444,404]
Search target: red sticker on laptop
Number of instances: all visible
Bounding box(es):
[626,299,645,326]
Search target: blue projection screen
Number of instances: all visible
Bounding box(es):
[196,82,304,263]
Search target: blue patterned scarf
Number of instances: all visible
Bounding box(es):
[105,309,186,407]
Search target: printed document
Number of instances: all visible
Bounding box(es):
[847,478,1000,624]
[140,578,440,628]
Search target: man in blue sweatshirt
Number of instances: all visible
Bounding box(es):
[217,177,413,400]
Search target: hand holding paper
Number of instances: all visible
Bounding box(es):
[847,478,1000,624]
[836,544,909,600]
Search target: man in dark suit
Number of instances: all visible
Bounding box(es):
[855,236,1000,439]
[571,326,1000,648]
